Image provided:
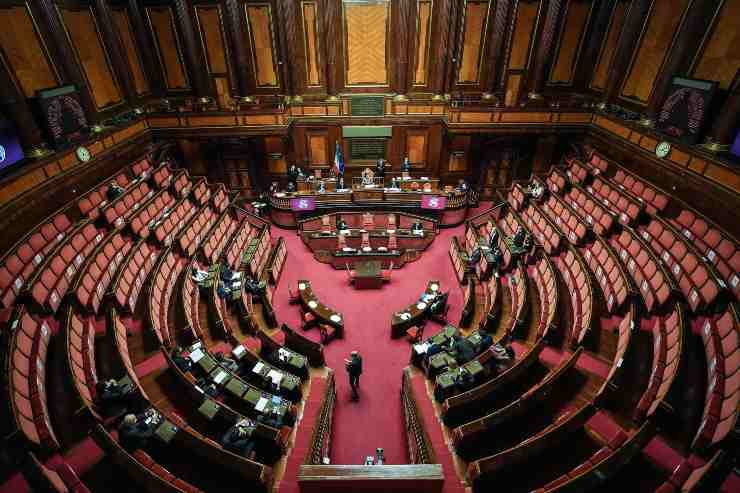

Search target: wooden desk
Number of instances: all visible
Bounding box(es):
[298,464,444,493]
[298,280,344,330]
[390,281,440,338]
[354,261,383,289]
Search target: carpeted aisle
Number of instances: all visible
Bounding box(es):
[270,224,470,466]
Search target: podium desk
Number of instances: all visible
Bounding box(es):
[354,261,382,289]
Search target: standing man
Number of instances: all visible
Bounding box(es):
[345,350,363,402]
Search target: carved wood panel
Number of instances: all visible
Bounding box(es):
[0,4,58,98]
[590,0,629,91]
[507,0,542,71]
[412,0,432,87]
[456,0,490,84]
[146,6,190,90]
[112,7,149,95]
[549,0,592,85]
[307,130,329,166]
[58,6,123,110]
[691,0,740,90]
[301,1,321,87]
[245,3,280,88]
[343,0,390,86]
[405,129,428,165]
[620,0,691,104]
[195,5,229,75]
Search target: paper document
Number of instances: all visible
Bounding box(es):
[189,348,204,362]
[253,362,265,374]
[255,397,269,412]
[267,370,283,386]
[414,343,429,354]
[213,371,228,384]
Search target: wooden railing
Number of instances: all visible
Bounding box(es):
[401,368,436,465]
[305,371,336,465]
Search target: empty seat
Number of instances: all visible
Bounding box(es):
[612,166,670,215]
[0,213,72,309]
[211,184,229,213]
[532,254,558,339]
[693,306,740,450]
[191,178,211,207]
[223,219,255,270]
[72,232,132,314]
[557,247,593,348]
[564,158,590,184]
[65,308,99,419]
[640,218,723,313]
[131,158,152,179]
[5,309,60,450]
[147,251,182,346]
[566,186,614,236]
[519,204,561,255]
[546,168,568,195]
[129,189,176,239]
[28,223,105,314]
[634,303,684,422]
[112,241,158,313]
[583,237,631,314]
[586,177,642,225]
[152,198,197,246]
[671,208,740,301]
[177,207,217,258]
[611,228,673,313]
[201,212,238,264]
[542,195,588,245]
[508,183,527,211]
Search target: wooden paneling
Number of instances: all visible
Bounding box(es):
[457,0,490,84]
[112,8,148,95]
[620,0,690,104]
[195,5,228,75]
[507,0,541,70]
[549,0,591,84]
[590,0,628,91]
[0,5,58,98]
[245,3,279,88]
[691,0,740,90]
[147,6,190,90]
[59,6,122,109]
[505,71,524,106]
[301,1,321,86]
[343,0,389,86]
[413,0,432,86]
[307,131,329,166]
[406,130,427,165]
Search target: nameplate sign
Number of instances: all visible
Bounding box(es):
[291,197,316,211]
[421,195,447,210]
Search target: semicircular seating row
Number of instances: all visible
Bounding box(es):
[0,156,305,492]
[436,149,737,492]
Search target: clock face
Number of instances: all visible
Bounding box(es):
[656,142,671,158]
[76,146,91,162]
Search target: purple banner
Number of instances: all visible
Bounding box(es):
[290,197,316,211]
[731,130,740,159]
[421,195,447,210]
[0,120,24,172]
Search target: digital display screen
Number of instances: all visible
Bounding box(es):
[731,130,740,159]
[0,119,24,172]
[421,195,447,210]
[290,197,316,211]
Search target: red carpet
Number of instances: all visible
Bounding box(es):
[270,226,466,466]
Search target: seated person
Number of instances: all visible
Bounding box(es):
[215,351,240,374]
[457,179,469,192]
[336,217,349,231]
[361,168,375,186]
[119,410,161,452]
[491,342,515,373]
[96,378,133,415]
[488,227,499,249]
[512,227,526,248]
[286,182,296,193]
[220,265,241,283]
[468,247,481,269]
[256,412,283,430]
[429,292,449,317]
[221,420,256,459]
[451,334,476,364]
[410,221,424,234]
[523,233,534,251]
[269,182,279,195]
[106,181,125,201]
[195,377,219,397]
[172,346,192,372]
[478,329,494,353]
[191,266,210,284]
[527,181,544,199]
[491,248,503,275]
[245,276,266,296]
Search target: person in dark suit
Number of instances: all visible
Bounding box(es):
[513,227,526,248]
[172,347,192,372]
[429,292,449,317]
[222,420,256,459]
[215,351,240,374]
[401,156,411,173]
[478,329,494,354]
[345,351,363,402]
[118,410,160,452]
[376,159,387,180]
[451,335,476,364]
[488,227,499,249]
[411,221,424,233]
[256,413,283,429]
[336,217,348,231]
[106,181,125,201]
[96,379,133,416]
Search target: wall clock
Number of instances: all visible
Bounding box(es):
[655,141,671,159]
[76,146,92,163]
